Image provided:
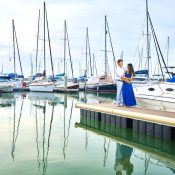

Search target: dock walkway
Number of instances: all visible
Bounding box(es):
[76,103,175,127]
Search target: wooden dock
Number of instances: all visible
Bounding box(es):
[75,103,175,127]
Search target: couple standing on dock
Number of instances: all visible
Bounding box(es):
[116,59,137,107]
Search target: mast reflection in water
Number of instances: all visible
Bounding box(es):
[0,92,175,175]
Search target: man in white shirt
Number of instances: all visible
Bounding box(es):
[116,59,125,106]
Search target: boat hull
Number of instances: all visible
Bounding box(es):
[29,84,54,92]
[134,82,175,104]
[55,83,79,91]
[0,86,14,93]
[86,83,117,93]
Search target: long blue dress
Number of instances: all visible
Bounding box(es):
[122,72,137,106]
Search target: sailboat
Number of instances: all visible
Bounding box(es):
[29,2,54,92]
[86,16,117,93]
[0,19,25,93]
[55,20,79,92]
[134,0,175,106]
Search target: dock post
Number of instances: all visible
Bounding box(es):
[115,116,121,127]
[110,115,116,135]
[100,113,106,132]
[86,110,91,126]
[154,124,163,139]
[163,126,171,140]
[139,121,146,144]
[94,112,101,122]
[133,120,139,141]
[101,113,106,123]
[110,115,116,126]
[146,122,154,136]
[90,111,95,128]
[80,109,87,125]
[106,115,111,125]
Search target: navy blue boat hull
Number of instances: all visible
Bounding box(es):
[86,83,117,93]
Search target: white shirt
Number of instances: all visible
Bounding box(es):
[116,66,125,80]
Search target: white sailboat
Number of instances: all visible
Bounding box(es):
[29,77,54,92]
[134,0,175,110]
[29,3,55,92]
[85,16,117,93]
[135,82,175,102]
[0,79,14,93]
[54,20,79,92]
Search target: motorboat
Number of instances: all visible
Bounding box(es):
[0,79,14,93]
[134,80,175,108]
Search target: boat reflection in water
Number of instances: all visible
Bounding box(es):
[11,97,24,161]
[34,100,54,174]
[1,92,175,175]
[0,93,14,108]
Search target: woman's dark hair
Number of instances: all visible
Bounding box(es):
[127,63,135,76]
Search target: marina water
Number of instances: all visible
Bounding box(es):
[0,92,175,175]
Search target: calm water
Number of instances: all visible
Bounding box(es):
[0,92,175,175]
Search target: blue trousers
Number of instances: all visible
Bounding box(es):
[116,81,123,105]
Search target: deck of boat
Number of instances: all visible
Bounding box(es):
[75,103,175,127]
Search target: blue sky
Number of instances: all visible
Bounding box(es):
[0,0,175,77]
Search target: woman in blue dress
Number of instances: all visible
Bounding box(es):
[122,64,137,107]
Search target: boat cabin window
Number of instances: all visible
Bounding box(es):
[148,88,155,91]
[166,88,174,92]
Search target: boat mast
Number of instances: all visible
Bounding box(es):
[104,15,107,76]
[30,53,33,76]
[12,19,23,76]
[85,27,88,76]
[167,36,169,66]
[14,24,23,76]
[36,9,40,74]
[106,17,117,79]
[66,22,74,79]
[1,64,3,74]
[45,5,54,79]
[12,19,16,75]
[146,0,150,78]
[64,20,66,75]
[93,53,98,76]
[87,28,92,76]
[43,2,46,77]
